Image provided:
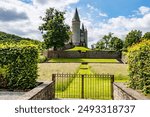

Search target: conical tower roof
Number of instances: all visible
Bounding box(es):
[82,23,84,31]
[72,8,80,21]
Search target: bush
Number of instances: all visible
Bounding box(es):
[0,43,38,90]
[38,54,47,63]
[0,66,7,88]
[128,40,150,94]
[122,52,128,64]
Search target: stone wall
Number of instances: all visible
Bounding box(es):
[20,81,55,100]
[47,50,121,59]
[121,53,128,64]
[43,50,48,57]
[113,82,149,100]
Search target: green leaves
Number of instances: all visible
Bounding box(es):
[110,37,123,51]
[39,8,70,50]
[128,40,150,94]
[124,30,142,49]
[0,43,38,90]
[95,32,123,51]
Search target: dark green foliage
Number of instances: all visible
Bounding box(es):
[124,30,142,49]
[128,40,150,94]
[38,54,47,63]
[0,31,23,41]
[142,32,150,40]
[110,37,123,51]
[0,44,38,90]
[95,32,123,51]
[102,32,113,50]
[39,8,70,50]
[0,66,7,88]
[95,41,105,50]
[0,31,43,51]
[95,32,113,50]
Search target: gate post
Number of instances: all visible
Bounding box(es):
[111,75,114,100]
[81,75,84,99]
[52,74,56,99]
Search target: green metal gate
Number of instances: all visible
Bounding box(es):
[52,73,114,100]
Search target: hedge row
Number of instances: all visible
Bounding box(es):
[0,43,38,90]
[128,40,150,94]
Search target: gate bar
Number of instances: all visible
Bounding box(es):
[52,74,56,99]
[81,75,84,99]
[111,75,114,100]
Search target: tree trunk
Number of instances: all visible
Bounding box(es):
[53,46,57,51]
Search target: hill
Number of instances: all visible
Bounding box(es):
[0,31,40,43]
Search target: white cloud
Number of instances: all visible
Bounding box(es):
[139,6,150,15]
[99,12,108,17]
[0,0,79,40]
[87,4,108,18]
[82,6,150,47]
[87,4,98,11]
[33,0,79,10]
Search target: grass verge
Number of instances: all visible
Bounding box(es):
[49,58,119,63]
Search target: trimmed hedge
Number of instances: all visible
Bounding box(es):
[0,43,38,89]
[128,40,150,94]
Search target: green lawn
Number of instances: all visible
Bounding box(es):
[56,76,111,99]
[49,58,119,63]
[55,64,112,100]
[38,63,80,81]
[38,62,129,99]
[65,46,91,52]
[38,63,129,82]
[89,63,129,82]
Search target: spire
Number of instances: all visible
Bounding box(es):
[82,23,84,31]
[72,8,80,21]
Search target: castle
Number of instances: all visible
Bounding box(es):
[71,8,88,47]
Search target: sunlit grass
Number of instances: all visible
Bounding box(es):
[38,62,129,99]
[89,63,129,82]
[56,64,112,100]
[65,46,90,52]
[38,63,80,81]
[49,58,119,63]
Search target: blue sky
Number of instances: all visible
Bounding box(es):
[0,0,150,47]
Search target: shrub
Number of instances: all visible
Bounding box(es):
[122,52,128,64]
[38,54,47,63]
[0,66,7,88]
[128,40,150,94]
[0,43,38,90]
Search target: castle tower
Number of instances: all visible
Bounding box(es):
[80,24,85,46]
[72,8,81,46]
[84,28,88,47]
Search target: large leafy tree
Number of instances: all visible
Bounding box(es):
[95,41,105,50]
[110,37,123,51]
[124,30,142,49]
[94,32,124,51]
[39,8,70,50]
[102,32,113,49]
[142,32,150,40]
